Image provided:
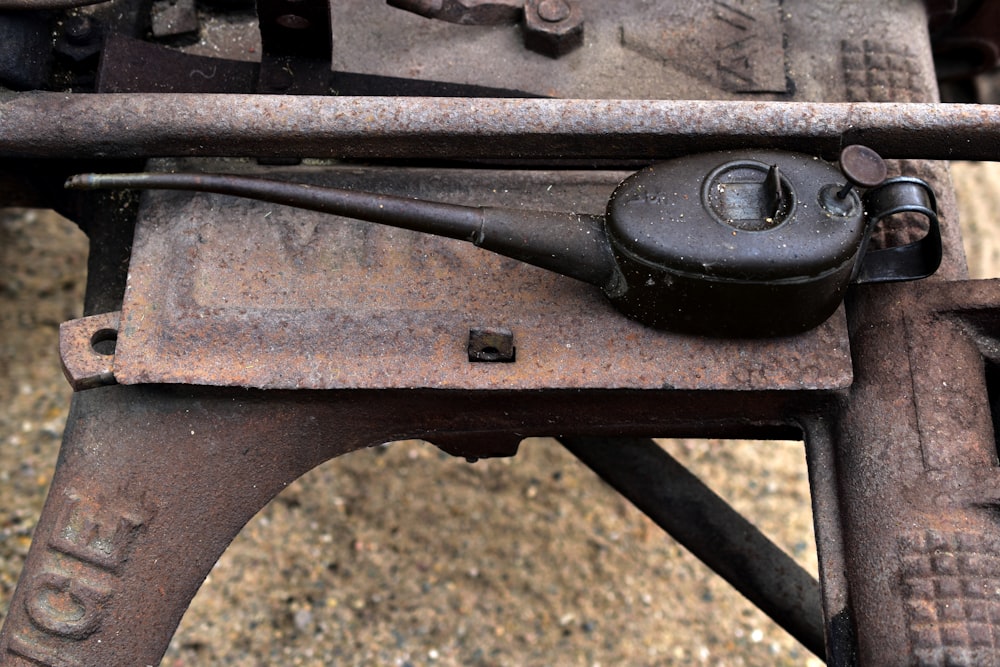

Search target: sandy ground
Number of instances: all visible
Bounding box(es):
[1,162,999,665]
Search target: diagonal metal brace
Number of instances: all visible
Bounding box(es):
[559,436,826,658]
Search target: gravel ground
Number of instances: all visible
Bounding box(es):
[1,162,998,666]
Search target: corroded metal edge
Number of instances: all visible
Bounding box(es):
[59,311,120,391]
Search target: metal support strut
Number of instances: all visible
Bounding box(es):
[559,436,825,657]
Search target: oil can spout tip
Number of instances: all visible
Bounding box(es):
[66,173,154,190]
[64,174,93,189]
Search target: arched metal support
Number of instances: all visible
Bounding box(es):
[0,385,382,666]
[0,383,820,666]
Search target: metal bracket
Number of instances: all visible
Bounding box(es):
[59,312,120,391]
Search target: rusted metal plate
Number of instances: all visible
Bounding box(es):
[620,0,787,94]
[333,0,931,102]
[113,164,852,390]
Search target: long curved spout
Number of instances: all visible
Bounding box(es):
[66,172,617,288]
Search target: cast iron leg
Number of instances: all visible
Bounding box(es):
[0,385,388,667]
[829,281,1000,665]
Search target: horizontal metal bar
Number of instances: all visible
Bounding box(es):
[0,94,997,161]
[0,0,106,8]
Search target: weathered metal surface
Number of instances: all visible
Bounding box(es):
[35,281,1000,667]
[387,0,524,25]
[333,0,935,102]
[0,96,998,161]
[799,419,858,665]
[815,278,1000,665]
[467,326,516,362]
[256,0,332,96]
[111,165,853,390]
[0,12,53,91]
[257,0,330,60]
[0,0,107,9]
[97,36,260,94]
[150,0,199,39]
[1,0,996,664]
[618,0,786,94]
[560,436,825,658]
[59,311,120,390]
[96,35,541,97]
[0,382,829,667]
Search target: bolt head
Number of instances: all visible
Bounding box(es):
[524,0,583,58]
[63,15,95,45]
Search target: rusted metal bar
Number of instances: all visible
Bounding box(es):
[0,95,997,161]
[559,436,825,658]
[387,0,523,25]
[0,0,108,9]
[799,419,858,665]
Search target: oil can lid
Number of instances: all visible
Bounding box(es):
[605,150,868,282]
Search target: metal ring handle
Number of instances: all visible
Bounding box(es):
[853,176,943,284]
